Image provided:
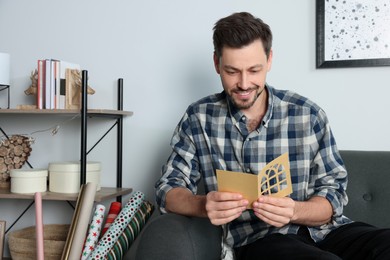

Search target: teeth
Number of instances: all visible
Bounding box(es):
[237,91,251,96]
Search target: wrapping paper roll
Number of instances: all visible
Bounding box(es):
[35,192,44,260]
[101,201,121,237]
[107,201,154,260]
[81,204,106,260]
[89,191,144,259]
[62,182,97,260]
[69,182,97,259]
[62,184,86,260]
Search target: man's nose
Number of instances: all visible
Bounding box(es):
[238,73,249,89]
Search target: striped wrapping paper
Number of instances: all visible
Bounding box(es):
[106,200,154,260]
[101,201,121,237]
[88,191,144,259]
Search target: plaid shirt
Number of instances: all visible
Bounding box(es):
[155,84,352,247]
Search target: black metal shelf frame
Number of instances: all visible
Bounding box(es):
[80,71,124,202]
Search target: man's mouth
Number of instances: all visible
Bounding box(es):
[233,89,254,99]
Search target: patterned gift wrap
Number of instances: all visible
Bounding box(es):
[81,204,106,260]
[107,200,154,260]
[101,202,121,237]
[89,191,144,259]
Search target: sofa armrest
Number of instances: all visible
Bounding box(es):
[340,150,390,228]
[134,213,222,260]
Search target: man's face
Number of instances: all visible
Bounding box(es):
[214,40,272,111]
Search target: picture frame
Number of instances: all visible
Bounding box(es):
[316,0,390,68]
[0,220,5,260]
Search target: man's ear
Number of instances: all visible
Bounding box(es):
[267,49,273,72]
[213,52,221,74]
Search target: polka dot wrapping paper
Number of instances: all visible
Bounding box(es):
[88,191,144,259]
[81,204,106,260]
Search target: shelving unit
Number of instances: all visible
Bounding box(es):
[0,108,133,116]
[0,187,133,202]
[0,72,133,232]
[0,108,133,203]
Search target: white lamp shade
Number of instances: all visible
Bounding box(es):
[0,52,10,86]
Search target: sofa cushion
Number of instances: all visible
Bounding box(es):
[340,150,390,228]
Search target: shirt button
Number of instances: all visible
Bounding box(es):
[246,168,251,173]
[242,116,246,121]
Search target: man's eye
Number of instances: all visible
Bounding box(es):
[226,71,237,75]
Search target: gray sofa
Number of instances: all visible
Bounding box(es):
[129,150,390,259]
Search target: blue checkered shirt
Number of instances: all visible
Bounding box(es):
[155,84,352,247]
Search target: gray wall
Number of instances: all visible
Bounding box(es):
[0,0,389,257]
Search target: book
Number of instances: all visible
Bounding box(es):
[216,153,292,209]
[44,59,51,109]
[50,59,56,109]
[37,60,44,109]
[53,60,60,109]
[35,59,80,109]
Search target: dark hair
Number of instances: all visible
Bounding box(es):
[213,12,273,59]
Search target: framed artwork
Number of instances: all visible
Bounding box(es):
[316,0,390,68]
[0,220,5,259]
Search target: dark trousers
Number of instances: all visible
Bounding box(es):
[235,222,390,260]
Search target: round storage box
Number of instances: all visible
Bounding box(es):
[48,161,101,193]
[10,168,48,194]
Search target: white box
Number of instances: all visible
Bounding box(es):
[48,161,101,193]
[10,169,48,194]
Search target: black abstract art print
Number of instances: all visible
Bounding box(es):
[316,0,390,68]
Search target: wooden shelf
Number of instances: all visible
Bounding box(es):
[0,187,133,202]
[0,108,133,117]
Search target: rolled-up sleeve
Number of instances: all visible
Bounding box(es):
[310,109,348,218]
[155,112,201,213]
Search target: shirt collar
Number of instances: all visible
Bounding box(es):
[263,84,274,128]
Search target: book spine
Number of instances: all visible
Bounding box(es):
[44,59,51,109]
[55,60,60,109]
[37,60,44,109]
[50,60,56,109]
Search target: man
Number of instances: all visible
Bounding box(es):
[155,12,390,259]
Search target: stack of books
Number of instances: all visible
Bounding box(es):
[36,59,80,109]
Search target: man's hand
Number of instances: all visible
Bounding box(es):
[252,195,333,227]
[205,191,248,226]
[252,196,295,227]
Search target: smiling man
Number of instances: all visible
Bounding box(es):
[155,12,390,260]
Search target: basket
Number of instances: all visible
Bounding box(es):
[8,224,69,260]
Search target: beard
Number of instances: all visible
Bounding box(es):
[227,85,263,110]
